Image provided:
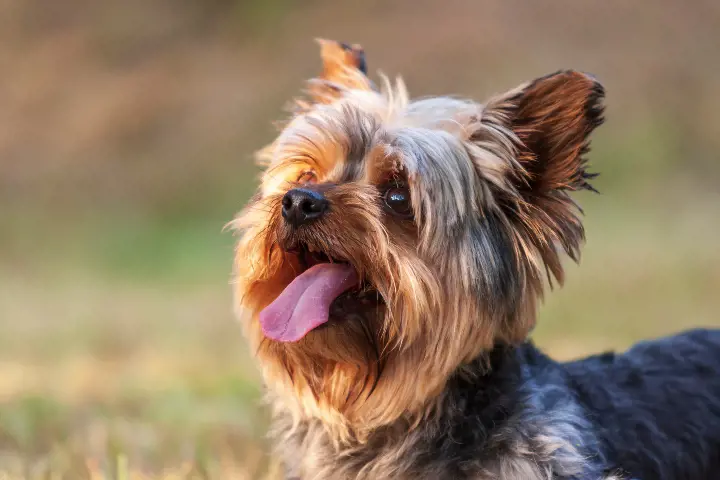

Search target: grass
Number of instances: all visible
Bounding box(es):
[0,274,271,479]
[1,175,718,479]
[0,214,277,478]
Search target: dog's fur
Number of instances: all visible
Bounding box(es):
[231,40,720,479]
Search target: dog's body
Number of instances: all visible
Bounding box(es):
[274,330,720,479]
[232,40,720,479]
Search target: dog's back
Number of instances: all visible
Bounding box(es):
[564,329,720,479]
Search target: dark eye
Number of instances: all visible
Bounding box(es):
[383,185,413,218]
[298,171,316,184]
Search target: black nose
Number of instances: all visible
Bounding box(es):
[281,188,329,227]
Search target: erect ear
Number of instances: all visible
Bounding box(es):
[483,70,605,283]
[297,39,373,109]
[491,70,604,197]
[317,39,368,82]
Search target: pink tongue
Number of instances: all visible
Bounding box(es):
[259,263,358,342]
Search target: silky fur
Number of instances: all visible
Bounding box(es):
[271,344,626,480]
[231,40,720,479]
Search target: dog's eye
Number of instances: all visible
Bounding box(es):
[383,185,412,218]
[297,171,316,184]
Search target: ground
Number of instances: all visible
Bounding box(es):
[2,188,718,479]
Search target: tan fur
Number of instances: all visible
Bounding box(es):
[232,40,603,478]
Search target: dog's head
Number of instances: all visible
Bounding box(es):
[232,40,603,439]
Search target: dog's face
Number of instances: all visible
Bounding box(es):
[233,40,604,437]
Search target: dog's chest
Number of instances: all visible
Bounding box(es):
[276,416,596,480]
[271,346,608,479]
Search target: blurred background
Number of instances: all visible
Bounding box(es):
[1,0,719,478]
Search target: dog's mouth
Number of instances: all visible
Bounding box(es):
[295,244,345,271]
[259,243,372,342]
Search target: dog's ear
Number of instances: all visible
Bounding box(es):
[489,70,604,200]
[299,39,373,109]
[483,71,604,283]
[317,39,368,83]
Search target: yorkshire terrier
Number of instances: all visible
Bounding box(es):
[231,40,720,479]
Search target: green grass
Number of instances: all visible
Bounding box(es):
[0,212,276,478]
[2,179,718,478]
[535,192,720,355]
[0,270,271,478]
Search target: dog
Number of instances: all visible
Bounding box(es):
[231,40,720,479]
